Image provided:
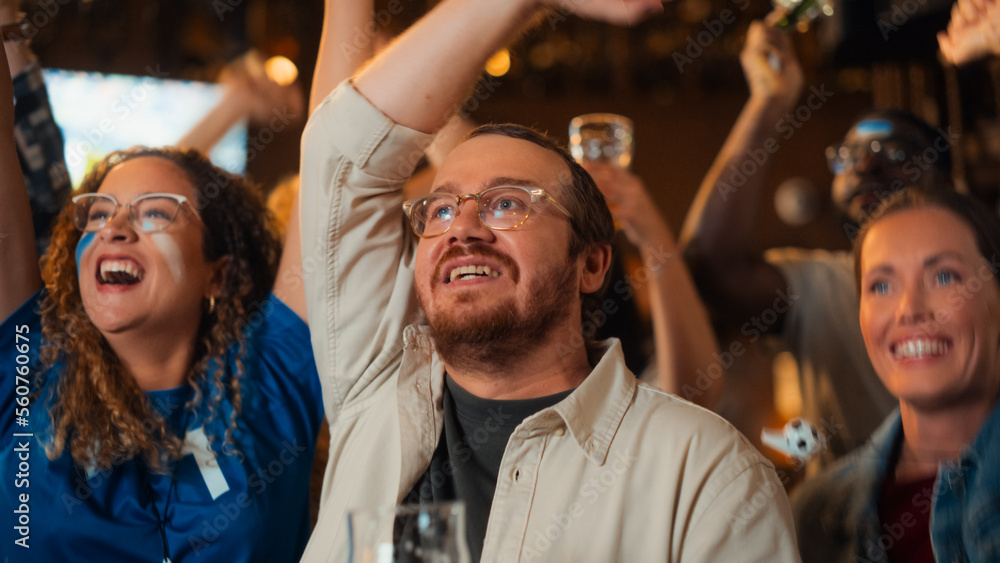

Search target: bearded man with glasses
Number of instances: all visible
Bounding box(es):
[297,0,799,561]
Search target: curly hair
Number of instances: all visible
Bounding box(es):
[38,147,281,473]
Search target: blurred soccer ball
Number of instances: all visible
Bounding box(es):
[761,417,825,461]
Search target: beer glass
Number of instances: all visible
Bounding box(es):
[347,502,470,563]
[568,113,634,170]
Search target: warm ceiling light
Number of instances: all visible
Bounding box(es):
[265,56,298,86]
[485,48,511,77]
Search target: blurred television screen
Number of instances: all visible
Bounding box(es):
[42,68,248,187]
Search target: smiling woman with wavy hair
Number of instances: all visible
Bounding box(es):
[0,142,322,561]
[39,147,282,474]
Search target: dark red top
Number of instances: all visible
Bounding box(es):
[878,473,938,563]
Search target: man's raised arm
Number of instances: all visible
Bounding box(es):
[680,18,802,330]
[354,0,662,133]
[300,0,665,419]
[0,40,39,321]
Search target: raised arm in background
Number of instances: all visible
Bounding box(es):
[2,0,71,255]
[310,0,374,114]
[353,0,660,134]
[938,0,1000,65]
[0,38,39,320]
[176,52,305,154]
[587,163,722,406]
[680,16,802,330]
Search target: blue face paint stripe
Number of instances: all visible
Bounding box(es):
[76,232,95,277]
[855,119,893,138]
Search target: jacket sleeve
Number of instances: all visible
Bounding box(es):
[680,450,802,562]
[299,82,433,422]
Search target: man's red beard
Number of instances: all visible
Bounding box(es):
[419,244,578,375]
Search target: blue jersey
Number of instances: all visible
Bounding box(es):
[1,292,323,562]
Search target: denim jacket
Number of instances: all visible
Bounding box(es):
[791,403,1000,563]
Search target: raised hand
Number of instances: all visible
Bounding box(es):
[221,51,304,126]
[584,162,672,250]
[938,0,1000,65]
[537,0,666,26]
[741,14,803,114]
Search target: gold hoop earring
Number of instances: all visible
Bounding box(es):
[208,296,216,315]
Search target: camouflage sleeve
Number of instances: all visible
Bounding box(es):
[13,60,70,255]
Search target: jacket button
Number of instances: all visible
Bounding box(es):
[553,427,565,437]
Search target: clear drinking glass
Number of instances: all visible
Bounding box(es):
[347,502,471,563]
[568,113,634,170]
[772,0,834,32]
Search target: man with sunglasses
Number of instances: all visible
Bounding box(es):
[298,0,799,560]
[681,17,954,470]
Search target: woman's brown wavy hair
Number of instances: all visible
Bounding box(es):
[38,147,281,473]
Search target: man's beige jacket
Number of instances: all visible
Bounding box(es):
[297,83,801,563]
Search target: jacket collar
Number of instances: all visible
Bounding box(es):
[549,338,635,465]
[402,325,635,467]
[964,400,1000,466]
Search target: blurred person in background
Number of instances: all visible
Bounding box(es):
[586,163,720,402]
[682,11,954,468]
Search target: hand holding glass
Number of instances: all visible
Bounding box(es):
[568,113,634,170]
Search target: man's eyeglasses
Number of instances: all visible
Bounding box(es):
[825,138,921,175]
[402,185,572,238]
[71,193,199,233]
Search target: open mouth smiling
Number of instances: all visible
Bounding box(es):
[435,244,519,286]
[891,337,951,360]
[97,259,146,286]
[448,264,501,283]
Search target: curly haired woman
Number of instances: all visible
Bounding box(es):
[0,46,321,562]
